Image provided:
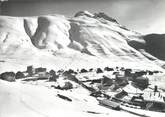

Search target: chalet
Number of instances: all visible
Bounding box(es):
[145,101,165,112]
[115,73,128,87]
[133,76,149,89]
[63,71,72,76]
[80,68,88,73]
[124,69,132,77]
[104,67,114,71]
[35,67,47,74]
[38,72,47,78]
[115,90,128,99]
[26,67,48,79]
[134,71,147,77]
[96,68,103,73]
[97,75,114,90]
[49,70,59,81]
[131,95,165,112]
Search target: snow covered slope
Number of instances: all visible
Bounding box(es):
[0,11,163,72]
[0,79,134,117]
[1,79,165,117]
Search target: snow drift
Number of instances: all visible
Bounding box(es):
[0,11,163,72]
[0,79,136,117]
[1,79,165,117]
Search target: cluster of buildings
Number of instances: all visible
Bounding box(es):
[0,65,53,82]
[26,65,47,78]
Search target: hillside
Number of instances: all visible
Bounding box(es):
[1,77,165,117]
[143,34,165,61]
[0,11,163,72]
[128,33,165,67]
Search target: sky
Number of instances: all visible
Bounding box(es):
[0,0,165,34]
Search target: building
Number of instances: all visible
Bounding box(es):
[27,65,35,76]
[35,67,47,74]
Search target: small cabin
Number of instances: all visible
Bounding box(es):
[104,67,114,71]
[96,68,103,74]
[99,99,121,110]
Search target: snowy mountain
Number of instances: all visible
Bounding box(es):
[1,11,165,117]
[0,11,164,72]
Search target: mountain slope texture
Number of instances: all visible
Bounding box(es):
[0,11,164,72]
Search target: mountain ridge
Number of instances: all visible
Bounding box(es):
[0,11,164,72]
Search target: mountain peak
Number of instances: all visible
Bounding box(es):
[74,11,94,18]
[74,11,119,24]
[93,12,119,24]
[0,12,164,72]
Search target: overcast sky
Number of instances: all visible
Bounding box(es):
[1,0,165,34]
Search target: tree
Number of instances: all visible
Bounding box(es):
[15,71,24,79]
[49,70,58,81]
[0,72,15,82]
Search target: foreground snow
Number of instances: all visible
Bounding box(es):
[0,79,165,117]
